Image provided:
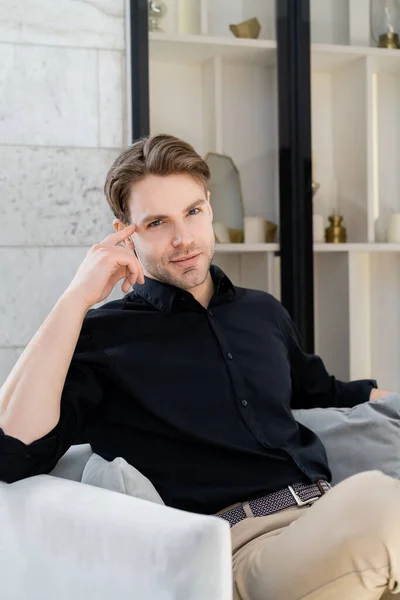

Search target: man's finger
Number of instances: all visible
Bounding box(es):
[101,223,137,246]
[134,261,145,285]
[113,246,145,285]
[126,258,145,286]
[112,250,144,284]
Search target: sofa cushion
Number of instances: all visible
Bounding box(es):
[293,393,400,485]
[81,453,164,505]
[49,443,94,481]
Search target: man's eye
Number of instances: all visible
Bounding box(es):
[149,220,162,228]
[188,208,200,216]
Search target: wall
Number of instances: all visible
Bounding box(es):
[0,0,126,384]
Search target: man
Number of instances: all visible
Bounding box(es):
[0,134,398,600]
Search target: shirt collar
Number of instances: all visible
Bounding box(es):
[130,264,235,313]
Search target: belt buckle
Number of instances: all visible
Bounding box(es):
[288,485,320,507]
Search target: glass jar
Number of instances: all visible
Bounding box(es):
[371,0,400,49]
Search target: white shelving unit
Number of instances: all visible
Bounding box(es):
[149,0,400,392]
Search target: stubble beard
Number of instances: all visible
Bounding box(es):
[139,239,215,291]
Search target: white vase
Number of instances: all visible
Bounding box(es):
[375,212,390,242]
[387,213,400,243]
[244,217,265,244]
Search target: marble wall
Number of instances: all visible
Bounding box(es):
[0,0,126,384]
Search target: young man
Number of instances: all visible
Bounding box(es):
[0,134,398,600]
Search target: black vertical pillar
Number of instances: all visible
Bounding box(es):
[129,0,150,141]
[276,0,314,353]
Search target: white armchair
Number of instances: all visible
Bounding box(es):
[4,393,400,600]
[0,444,232,600]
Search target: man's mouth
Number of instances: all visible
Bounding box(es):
[170,252,202,267]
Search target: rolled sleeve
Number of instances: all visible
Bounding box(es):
[0,424,60,483]
[0,326,111,484]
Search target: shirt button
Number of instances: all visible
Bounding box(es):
[227,353,233,360]
[241,399,248,407]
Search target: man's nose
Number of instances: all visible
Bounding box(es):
[171,224,194,247]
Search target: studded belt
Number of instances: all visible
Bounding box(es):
[218,480,331,528]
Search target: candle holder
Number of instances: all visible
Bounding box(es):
[148,0,167,33]
[312,180,320,197]
[371,0,400,49]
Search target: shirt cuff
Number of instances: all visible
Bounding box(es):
[336,379,378,408]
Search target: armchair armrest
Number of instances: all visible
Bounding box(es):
[0,475,232,600]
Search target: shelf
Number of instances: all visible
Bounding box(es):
[215,243,400,253]
[311,44,368,71]
[214,243,278,253]
[311,43,400,72]
[149,33,400,72]
[149,32,276,65]
[314,243,400,252]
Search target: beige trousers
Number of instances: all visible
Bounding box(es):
[223,471,400,600]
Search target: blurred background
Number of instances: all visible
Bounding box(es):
[0,1,126,384]
[1,0,400,393]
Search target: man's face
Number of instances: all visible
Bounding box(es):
[125,173,215,291]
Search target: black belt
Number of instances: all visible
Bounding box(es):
[218,480,331,528]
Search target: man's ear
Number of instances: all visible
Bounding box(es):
[113,218,124,233]
[113,219,134,248]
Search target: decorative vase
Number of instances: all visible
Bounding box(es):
[387,213,400,242]
[325,215,347,243]
[213,222,230,244]
[264,220,278,243]
[375,211,390,242]
[244,216,265,243]
[229,17,261,39]
[313,215,325,243]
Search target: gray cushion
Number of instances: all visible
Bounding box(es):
[81,453,164,505]
[293,393,400,485]
[49,443,94,482]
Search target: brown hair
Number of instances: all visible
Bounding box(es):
[104,134,211,224]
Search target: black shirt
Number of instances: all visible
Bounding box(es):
[0,265,377,514]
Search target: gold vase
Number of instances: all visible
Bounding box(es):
[325,215,347,243]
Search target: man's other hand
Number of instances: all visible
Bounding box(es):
[370,388,392,401]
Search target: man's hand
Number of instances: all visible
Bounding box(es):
[65,223,145,310]
[369,388,392,401]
